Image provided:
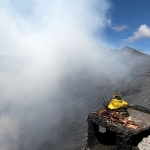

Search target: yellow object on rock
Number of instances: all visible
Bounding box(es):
[108,99,128,110]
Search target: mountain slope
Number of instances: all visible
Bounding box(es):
[33,47,150,150]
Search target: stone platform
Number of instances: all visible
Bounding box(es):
[83,105,150,150]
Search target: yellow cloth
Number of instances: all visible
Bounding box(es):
[108,99,128,110]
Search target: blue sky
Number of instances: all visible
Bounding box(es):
[104,0,150,53]
[0,0,150,55]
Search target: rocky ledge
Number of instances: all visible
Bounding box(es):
[83,105,150,150]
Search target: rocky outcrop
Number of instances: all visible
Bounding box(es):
[83,106,150,150]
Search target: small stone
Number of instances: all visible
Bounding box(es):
[138,135,150,150]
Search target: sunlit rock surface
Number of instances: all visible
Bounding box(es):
[138,135,150,150]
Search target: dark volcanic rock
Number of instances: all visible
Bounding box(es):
[121,46,149,58]
[84,106,150,150]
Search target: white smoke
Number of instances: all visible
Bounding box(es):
[0,0,137,150]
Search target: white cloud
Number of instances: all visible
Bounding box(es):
[107,19,112,27]
[126,24,150,42]
[112,24,128,32]
[107,20,127,32]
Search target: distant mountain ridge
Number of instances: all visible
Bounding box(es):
[121,46,150,57]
